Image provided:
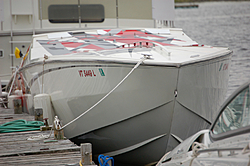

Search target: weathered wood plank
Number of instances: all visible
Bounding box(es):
[0,106,82,166]
[0,151,81,166]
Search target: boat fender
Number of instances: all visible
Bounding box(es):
[98,154,114,166]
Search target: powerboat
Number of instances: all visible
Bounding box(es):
[6,28,232,165]
[156,80,250,166]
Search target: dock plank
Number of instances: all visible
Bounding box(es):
[0,107,82,165]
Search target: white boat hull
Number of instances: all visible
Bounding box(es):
[5,27,232,165]
[19,52,231,165]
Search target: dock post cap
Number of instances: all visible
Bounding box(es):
[80,143,96,165]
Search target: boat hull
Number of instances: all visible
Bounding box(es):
[19,52,231,165]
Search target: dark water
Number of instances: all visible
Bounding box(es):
[175,1,250,99]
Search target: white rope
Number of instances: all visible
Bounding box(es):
[59,56,149,130]
[27,134,50,141]
[242,141,250,154]
[21,73,31,89]
[27,128,53,141]
[191,142,206,157]
[189,142,207,166]
[8,67,18,98]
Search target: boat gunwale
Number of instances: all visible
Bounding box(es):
[6,50,232,91]
[23,49,232,69]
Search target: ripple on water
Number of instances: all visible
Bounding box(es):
[175,1,250,98]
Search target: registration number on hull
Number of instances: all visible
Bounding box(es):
[78,68,105,77]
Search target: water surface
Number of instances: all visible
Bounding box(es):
[175,1,250,99]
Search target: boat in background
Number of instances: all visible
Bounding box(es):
[157,80,250,166]
[6,27,232,165]
[0,0,176,87]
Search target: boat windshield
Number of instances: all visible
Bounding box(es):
[213,85,250,134]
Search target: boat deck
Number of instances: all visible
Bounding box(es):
[0,107,81,166]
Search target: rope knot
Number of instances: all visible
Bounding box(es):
[191,142,207,157]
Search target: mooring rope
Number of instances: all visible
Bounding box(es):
[59,55,150,130]
[27,127,53,141]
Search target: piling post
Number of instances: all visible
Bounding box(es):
[81,143,93,165]
[13,98,22,114]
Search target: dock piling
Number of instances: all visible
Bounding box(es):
[13,98,22,114]
[81,143,96,165]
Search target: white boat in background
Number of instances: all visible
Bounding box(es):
[6,27,232,165]
[0,0,176,87]
[156,80,250,166]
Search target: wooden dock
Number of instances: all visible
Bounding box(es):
[0,107,81,166]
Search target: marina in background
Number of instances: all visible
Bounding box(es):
[1,1,250,166]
